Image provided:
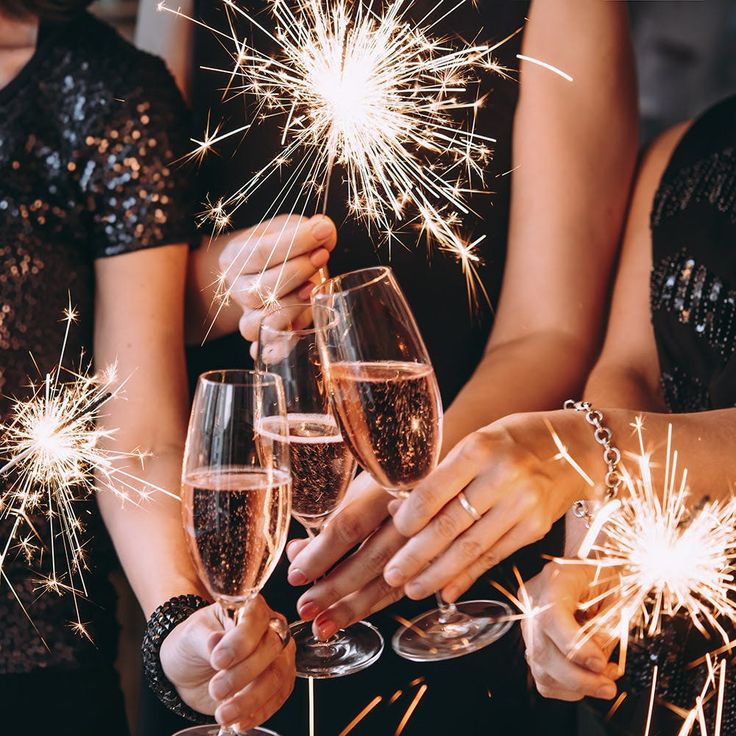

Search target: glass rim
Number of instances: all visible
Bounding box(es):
[311,266,392,300]
[258,306,339,339]
[197,369,283,388]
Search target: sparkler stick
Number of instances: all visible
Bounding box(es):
[158,0,523,315]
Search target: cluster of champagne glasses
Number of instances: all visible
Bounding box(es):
[176,267,511,736]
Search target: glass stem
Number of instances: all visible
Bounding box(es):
[219,603,245,735]
[435,593,458,624]
[303,522,339,644]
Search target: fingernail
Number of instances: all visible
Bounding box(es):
[211,646,234,670]
[210,672,231,700]
[316,616,337,640]
[384,567,404,587]
[218,701,239,725]
[387,500,400,516]
[586,658,605,674]
[310,216,333,241]
[288,567,308,586]
[310,247,330,269]
[298,601,320,620]
[597,684,616,700]
[298,282,314,300]
[405,580,424,598]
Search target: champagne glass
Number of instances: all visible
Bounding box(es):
[312,267,512,662]
[256,312,384,678]
[177,370,291,736]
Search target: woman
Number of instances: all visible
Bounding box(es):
[139,0,639,732]
[0,2,294,732]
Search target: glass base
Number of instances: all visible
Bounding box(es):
[171,723,279,736]
[392,599,513,662]
[291,619,384,678]
[173,727,280,736]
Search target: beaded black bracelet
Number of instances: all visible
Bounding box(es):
[142,593,212,724]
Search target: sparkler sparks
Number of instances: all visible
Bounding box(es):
[554,421,736,674]
[159,0,517,313]
[0,303,176,637]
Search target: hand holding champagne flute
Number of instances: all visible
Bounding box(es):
[311,267,511,661]
[257,313,384,678]
[178,370,293,735]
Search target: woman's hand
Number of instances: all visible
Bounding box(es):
[285,472,407,640]
[160,596,295,731]
[384,411,595,602]
[521,561,619,701]
[217,214,337,354]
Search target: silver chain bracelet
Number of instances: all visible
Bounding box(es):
[564,400,623,527]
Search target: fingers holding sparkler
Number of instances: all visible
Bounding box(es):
[520,562,619,702]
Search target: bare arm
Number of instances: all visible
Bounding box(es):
[93,244,294,727]
[136,0,194,100]
[441,0,638,452]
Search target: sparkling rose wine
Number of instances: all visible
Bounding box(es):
[181,467,291,605]
[259,413,356,531]
[327,361,441,493]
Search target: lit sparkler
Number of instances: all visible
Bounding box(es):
[159,0,517,313]
[554,421,736,673]
[0,303,176,638]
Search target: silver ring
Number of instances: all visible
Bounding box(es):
[457,490,482,522]
[269,616,292,649]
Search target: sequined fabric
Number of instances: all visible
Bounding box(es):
[650,95,736,412]
[0,12,194,673]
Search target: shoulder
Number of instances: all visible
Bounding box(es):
[43,13,188,135]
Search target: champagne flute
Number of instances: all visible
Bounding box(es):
[312,267,511,662]
[256,312,384,678]
[177,370,291,736]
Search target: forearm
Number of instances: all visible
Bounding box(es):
[97,447,205,618]
[585,362,667,413]
[442,330,594,454]
[186,239,243,344]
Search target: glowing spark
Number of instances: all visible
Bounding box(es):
[338,695,383,736]
[516,54,573,82]
[394,683,428,736]
[554,420,736,676]
[160,0,510,313]
[0,301,177,636]
[644,664,658,736]
[605,692,627,721]
[308,676,315,736]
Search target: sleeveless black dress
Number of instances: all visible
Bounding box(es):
[141,2,576,734]
[0,12,195,735]
[581,95,736,736]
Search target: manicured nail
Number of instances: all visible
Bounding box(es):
[596,684,616,700]
[309,247,330,268]
[298,601,320,620]
[212,646,234,670]
[384,567,404,587]
[586,658,605,673]
[310,216,333,241]
[210,672,232,700]
[288,567,308,586]
[316,617,337,640]
[218,702,239,725]
[387,500,401,516]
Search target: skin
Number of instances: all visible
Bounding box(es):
[284,0,639,641]
[0,16,295,727]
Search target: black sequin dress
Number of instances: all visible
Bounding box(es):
[585,96,736,736]
[0,12,193,734]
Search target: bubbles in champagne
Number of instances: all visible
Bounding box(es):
[328,361,441,493]
[259,414,356,531]
[181,467,291,605]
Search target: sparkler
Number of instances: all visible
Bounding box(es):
[0,303,176,638]
[553,420,736,674]
[158,0,519,314]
